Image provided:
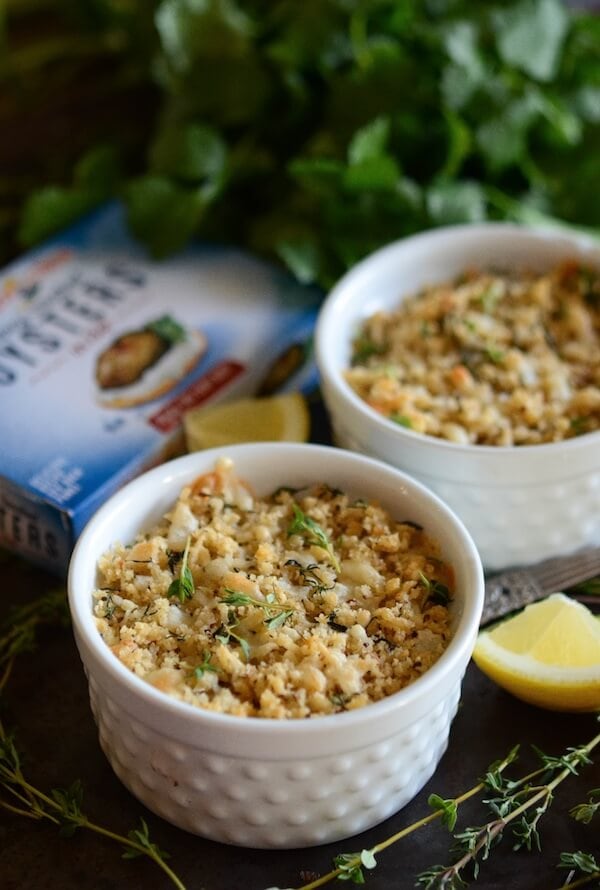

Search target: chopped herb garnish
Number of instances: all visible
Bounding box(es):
[485,345,505,363]
[192,651,219,679]
[418,571,452,606]
[288,504,340,573]
[479,282,503,313]
[352,337,385,365]
[390,413,413,429]
[214,623,251,661]
[220,588,296,629]
[167,537,194,603]
[570,416,591,435]
[284,560,334,595]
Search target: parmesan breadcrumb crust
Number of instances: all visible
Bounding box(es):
[93,458,453,719]
[346,260,600,446]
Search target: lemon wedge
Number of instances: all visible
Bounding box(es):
[472,593,600,712]
[184,392,310,451]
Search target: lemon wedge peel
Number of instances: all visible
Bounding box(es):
[473,593,600,713]
[184,392,310,451]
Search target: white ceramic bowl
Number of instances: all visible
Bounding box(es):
[315,224,600,571]
[68,443,483,849]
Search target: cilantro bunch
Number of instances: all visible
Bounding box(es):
[11,0,600,288]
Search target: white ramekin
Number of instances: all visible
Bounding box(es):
[68,443,483,849]
[315,223,600,571]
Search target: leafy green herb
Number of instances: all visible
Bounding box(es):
[11,2,600,285]
[167,537,194,603]
[288,505,340,573]
[569,788,600,825]
[390,413,413,429]
[418,572,452,606]
[479,283,503,313]
[570,416,592,435]
[0,589,70,691]
[485,346,506,363]
[192,652,219,680]
[0,580,201,888]
[333,849,377,883]
[558,850,599,879]
[214,618,251,661]
[352,337,385,365]
[284,560,334,596]
[428,794,458,831]
[220,588,296,630]
[0,721,185,888]
[290,745,520,890]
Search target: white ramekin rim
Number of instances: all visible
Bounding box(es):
[315,222,600,464]
[68,442,484,742]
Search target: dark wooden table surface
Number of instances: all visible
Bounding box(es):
[1,402,599,890]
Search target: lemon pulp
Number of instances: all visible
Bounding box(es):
[184,392,310,451]
[472,593,600,712]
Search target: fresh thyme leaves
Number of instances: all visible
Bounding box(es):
[351,337,385,365]
[221,589,296,631]
[288,505,340,573]
[484,346,505,364]
[0,587,187,890]
[333,849,377,883]
[479,283,503,314]
[214,621,251,661]
[428,794,459,831]
[390,413,413,429]
[192,651,218,680]
[557,850,600,889]
[286,734,600,890]
[167,537,194,603]
[415,732,600,889]
[103,593,117,620]
[418,572,452,607]
[122,817,173,863]
[0,588,70,690]
[285,560,335,596]
[0,735,186,888]
[570,788,600,824]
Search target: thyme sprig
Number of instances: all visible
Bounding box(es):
[214,614,251,660]
[416,733,600,889]
[289,747,520,889]
[288,505,341,573]
[0,588,70,691]
[570,788,600,824]
[221,588,296,630]
[553,789,600,890]
[557,852,600,890]
[279,732,600,890]
[167,536,194,603]
[0,727,186,888]
[192,651,219,679]
[0,586,187,889]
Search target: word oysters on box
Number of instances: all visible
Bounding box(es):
[0,203,320,574]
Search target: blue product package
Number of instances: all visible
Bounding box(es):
[0,204,321,574]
